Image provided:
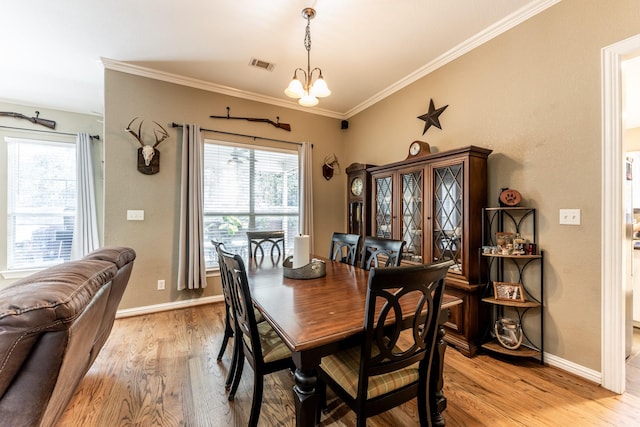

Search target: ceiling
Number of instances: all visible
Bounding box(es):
[1,0,557,119]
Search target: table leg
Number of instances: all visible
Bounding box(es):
[430,316,449,426]
[292,353,320,426]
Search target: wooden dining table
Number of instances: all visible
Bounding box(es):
[246,256,462,427]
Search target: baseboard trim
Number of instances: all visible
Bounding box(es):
[115,295,224,319]
[544,352,602,385]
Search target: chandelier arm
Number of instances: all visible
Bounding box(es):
[292,67,307,80]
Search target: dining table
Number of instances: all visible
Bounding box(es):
[246,256,462,427]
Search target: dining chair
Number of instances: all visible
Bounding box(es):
[316,259,453,426]
[214,241,265,391]
[213,241,242,391]
[328,232,362,266]
[246,230,285,266]
[360,236,406,270]
[219,250,294,427]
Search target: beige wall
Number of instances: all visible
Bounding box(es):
[103,70,346,309]
[0,101,103,287]
[345,0,640,370]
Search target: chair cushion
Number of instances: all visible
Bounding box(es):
[244,321,292,363]
[253,307,265,323]
[319,344,420,399]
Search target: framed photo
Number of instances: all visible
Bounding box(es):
[495,231,514,247]
[493,281,525,302]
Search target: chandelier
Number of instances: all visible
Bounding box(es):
[284,7,330,107]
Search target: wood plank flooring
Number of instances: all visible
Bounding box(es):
[58,303,640,426]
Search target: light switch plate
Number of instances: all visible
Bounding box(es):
[559,209,581,225]
[127,210,144,221]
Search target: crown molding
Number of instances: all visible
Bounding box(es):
[101,58,344,120]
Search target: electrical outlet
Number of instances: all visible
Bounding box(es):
[157,279,165,290]
[559,209,581,225]
[127,210,144,221]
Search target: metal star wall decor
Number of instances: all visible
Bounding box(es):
[417,99,448,135]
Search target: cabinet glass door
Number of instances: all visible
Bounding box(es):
[401,170,423,262]
[432,163,463,272]
[374,176,393,238]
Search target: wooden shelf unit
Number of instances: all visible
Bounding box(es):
[481,207,544,364]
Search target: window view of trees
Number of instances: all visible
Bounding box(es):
[203,141,299,268]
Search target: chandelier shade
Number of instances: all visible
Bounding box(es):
[284,8,330,107]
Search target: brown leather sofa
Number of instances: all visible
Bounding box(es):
[0,246,136,427]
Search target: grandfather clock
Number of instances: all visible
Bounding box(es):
[346,163,375,237]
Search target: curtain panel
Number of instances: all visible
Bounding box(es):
[177,124,207,290]
[71,132,99,260]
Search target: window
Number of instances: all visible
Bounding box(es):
[6,137,76,270]
[203,140,299,268]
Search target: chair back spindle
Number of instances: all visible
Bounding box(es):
[360,236,406,270]
[328,232,362,266]
[247,230,285,267]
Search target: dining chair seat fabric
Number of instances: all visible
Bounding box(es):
[319,341,419,400]
[317,259,453,427]
[247,230,285,267]
[360,236,406,270]
[328,232,362,266]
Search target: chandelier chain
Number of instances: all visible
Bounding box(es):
[305,19,312,53]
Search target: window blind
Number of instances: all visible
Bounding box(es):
[203,140,299,268]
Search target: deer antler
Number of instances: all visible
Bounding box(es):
[125,117,145,147]
[152,121,169,148]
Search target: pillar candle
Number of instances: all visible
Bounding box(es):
[293,235,310,268]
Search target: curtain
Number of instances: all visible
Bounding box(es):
[299,141,314,251]
[177,124,207,290]
[71,132,99,260]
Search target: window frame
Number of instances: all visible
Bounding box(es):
[2,135,77,277]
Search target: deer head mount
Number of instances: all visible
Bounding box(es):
[322,153,339,181]
[125,117,169,175]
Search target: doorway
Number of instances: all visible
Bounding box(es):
[602,34,640,394]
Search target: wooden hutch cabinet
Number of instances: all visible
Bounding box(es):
[368,145,492,356]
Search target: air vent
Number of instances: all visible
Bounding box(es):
[249,58,275,72]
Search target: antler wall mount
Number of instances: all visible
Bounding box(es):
[322,153,339,180]
[125,117,169,175]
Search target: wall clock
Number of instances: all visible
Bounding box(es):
[406,141,431,159]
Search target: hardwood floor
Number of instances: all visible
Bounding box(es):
[58,304,640,426]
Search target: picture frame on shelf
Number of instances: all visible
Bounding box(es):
[493,281,525,302]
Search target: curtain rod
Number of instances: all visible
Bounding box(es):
[0,125,100,140]
[170,122,301,146]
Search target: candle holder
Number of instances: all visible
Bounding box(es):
[283,256,326,279]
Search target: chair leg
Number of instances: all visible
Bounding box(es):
[418,375,431,427]
[217,308,233,361]
[228,349,244,401]
[316,376,327,423]
[248,373,264,427]
[225,334,241,390]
